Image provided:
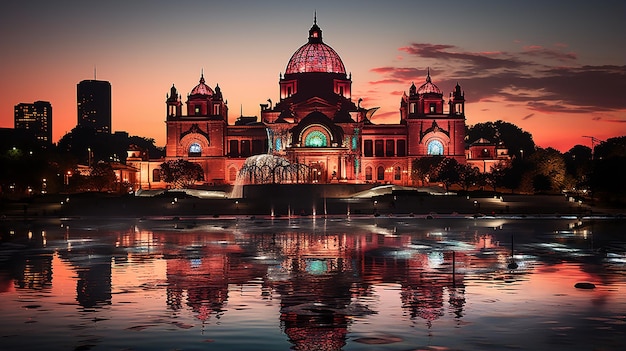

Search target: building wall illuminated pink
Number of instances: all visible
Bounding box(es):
[128,20,503,189]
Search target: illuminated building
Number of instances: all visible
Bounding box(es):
[77,79,111,133]
[130,18,500,190]
[14,101,52,144]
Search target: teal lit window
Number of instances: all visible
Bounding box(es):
[276,138,282,152]
[304,131,327,147]
[427,140,443,155]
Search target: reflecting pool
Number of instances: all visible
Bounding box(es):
[1,217,625,350]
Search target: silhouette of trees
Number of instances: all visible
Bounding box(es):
[590,136,626,204]
[519,147,566,194]
[90,162,117,191]
[160,159,204,189]
[57,126,163,164]
[466,120,535,160]
[434,158,461,192]
[564,144,592,193]
[411,156,444,185]
[457,163,482,191]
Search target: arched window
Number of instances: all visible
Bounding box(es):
[276,138,282,152]
[365,166,372,181]
[229,167,237,182]
[377,166,385,181]
[427,140,444,155]
[394,166,401,181]
[304,130,327,147]
[189,143,202,157]
[152,169,161,182]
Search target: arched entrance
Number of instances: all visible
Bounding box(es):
[309,161,326,183]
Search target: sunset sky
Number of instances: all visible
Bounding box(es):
[1,0,624,152]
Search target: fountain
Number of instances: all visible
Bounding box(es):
[229,154,312,198]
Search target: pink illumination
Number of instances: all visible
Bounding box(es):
[285,43,346,74]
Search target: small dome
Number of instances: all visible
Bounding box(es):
[285,21,346,74]
[417,69,442,95]
[190,74,213,96]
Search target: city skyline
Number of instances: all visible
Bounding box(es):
[1,0,624,152]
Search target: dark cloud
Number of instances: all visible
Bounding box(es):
[522,113,535,120]
[522,45,577,62]
[399,43,526,70]
[370,42,626,113]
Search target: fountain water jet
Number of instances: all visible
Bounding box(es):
[229,154,313,198]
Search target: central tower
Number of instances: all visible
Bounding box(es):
[261,17,363,183]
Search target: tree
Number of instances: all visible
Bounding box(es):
[160,159,204,189]
[485,160,509,192]
[57,126,164,165]
[90,162,117,191]
[466,120,535,161]
[432,158,460,192]
[590,136,626,204]
[524,147,567,194]
[457,163,481,191]
[411,156,444,186]
[564,144,592,193]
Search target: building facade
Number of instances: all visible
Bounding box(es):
[77,79,111,133]
[14,101,52,144]
[130,20,492,190]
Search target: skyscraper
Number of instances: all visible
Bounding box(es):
[77,79,111,133]
[14,100,52,144]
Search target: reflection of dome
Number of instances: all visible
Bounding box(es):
[285,21,346,74]
[190,74,214,96]
[417,70,442,95]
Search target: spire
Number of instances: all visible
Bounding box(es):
[426,67,431,83]
[308,12,322,43]
[199,69,205,84]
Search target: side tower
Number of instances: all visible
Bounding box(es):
[165,73,229,184]
[402,70,466,163]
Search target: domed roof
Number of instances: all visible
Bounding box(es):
[190,74,213,96]
[417,69,442,95]
[285,20,346,74]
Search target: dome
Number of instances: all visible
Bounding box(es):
[285,21,346,74]
[417,69,442,95]
[189,74,214,96]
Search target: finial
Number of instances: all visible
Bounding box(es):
[314,10,317,25]
[426,67,431,82]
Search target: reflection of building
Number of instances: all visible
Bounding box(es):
[14,101,52,144]
[129,18,482,190]
[77,79,111,134]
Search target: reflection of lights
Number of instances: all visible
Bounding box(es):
[428,251,444,268]
[190,258,202,268]
[306,259,328,275]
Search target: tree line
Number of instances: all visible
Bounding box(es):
[1,122,624,206]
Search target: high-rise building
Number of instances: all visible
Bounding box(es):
[14,100,52,144]
[77,79,111,133]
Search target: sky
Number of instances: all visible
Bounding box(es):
[1,0,624,152]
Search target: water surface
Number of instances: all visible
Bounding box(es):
[1,217,624,350]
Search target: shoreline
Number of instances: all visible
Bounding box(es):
[2,191,623,221]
